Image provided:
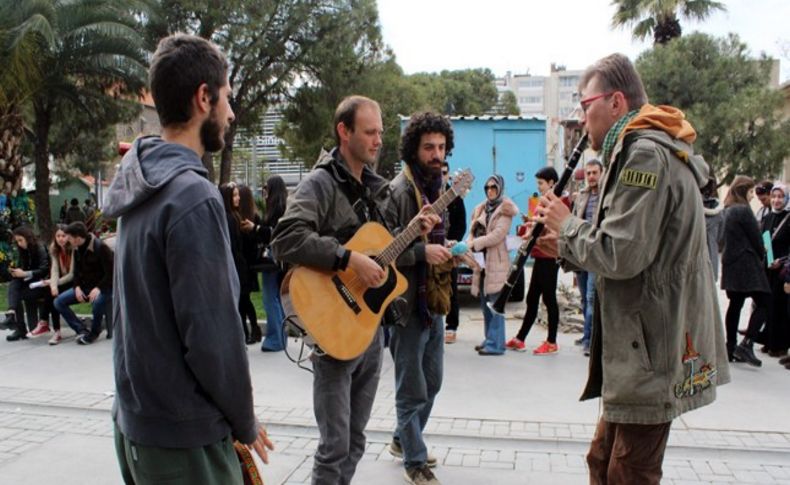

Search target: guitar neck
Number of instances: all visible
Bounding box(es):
[375,187,458,267]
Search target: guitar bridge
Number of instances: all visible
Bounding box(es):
[332,275,362,314]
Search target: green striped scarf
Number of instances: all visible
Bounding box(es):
[601,110,638,164]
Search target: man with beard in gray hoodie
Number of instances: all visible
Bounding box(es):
[103,34,273,484]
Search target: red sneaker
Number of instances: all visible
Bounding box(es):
[533,341,559,355]
[27,321,50,337]
[505,337,526,352]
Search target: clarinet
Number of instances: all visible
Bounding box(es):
[489,133,589,315]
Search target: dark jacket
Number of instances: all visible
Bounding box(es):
[65,205,86,224]
[271,148,390,270]
[72,235,113,292]
[721,204,770,294]
[446,186,466,242]
[761,209,790,262]
[225,210,252,293]
[17,242,49,281]
[103,136,257,448]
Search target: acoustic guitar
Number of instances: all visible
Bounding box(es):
[281,170,474,360]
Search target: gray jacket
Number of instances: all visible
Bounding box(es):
[558,128,730,425]
[103,136,257,448]
[271,148,390,272]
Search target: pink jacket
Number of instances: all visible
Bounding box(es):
[468,197,518,297]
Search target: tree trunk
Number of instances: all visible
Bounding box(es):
[219,122,238,185]
[0,105,24,196]
[33,101,54,242]
[201,152,216,183]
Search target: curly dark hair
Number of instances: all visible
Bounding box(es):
[399,112,454,166]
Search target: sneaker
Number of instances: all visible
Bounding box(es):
[77,333,97,345]
[733,343,761,367]
[574,337,585,346]
[0,313,14,331]
[48,331,62,346]
[533,341,559,355]
[27,321,50,338]
[444,330,456,345]
[779,355,790,366]
[404,465,441,485]
[474,342,484,352]
[389,440,437,468]
[505,337,526,352]
[583,344,590,357]
[6,330,27,342]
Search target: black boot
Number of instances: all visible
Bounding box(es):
[0,312,14,331]
[733,341,762,367]
[5,314,27,341]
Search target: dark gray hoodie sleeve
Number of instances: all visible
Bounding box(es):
[165,197,258,444]
[270,174,343,270]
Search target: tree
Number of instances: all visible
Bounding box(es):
[494,91,521,116]
[611,0,726,45]
[636,33,790,183]
[21,1,148,241]
[148,0,369,184]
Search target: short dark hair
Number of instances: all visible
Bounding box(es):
[535,166,559,183]
[70,198,79,206]
[333,95,380,145]
[399,112,455,166]
[64,221,89,239]
[149,34,229,127]
[585,159,603,171]
[579,53,647,111]
[755,180,774,196]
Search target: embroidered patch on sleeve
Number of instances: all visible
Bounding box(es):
[619,169,657,190]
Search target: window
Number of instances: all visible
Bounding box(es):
[559,76,579,87]
[518,78,544,88]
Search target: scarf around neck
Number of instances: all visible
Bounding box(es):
[601,110,638,164]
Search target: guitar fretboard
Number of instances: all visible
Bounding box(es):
[375,187,459,267]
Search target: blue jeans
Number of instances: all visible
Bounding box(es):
[260,270,286,351]
[479,291,505,354]
[576,272,595,346]
[53,288,110,337]
[389,313,444,469]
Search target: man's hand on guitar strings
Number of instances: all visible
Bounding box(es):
[348,251,386,288]
[414,204,441,236]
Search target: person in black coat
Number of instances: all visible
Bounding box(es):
[760,184,790,356]
[1,226,50,341]
[220,183,254,343]
[720,176,770,367]
[441,161,466,344]
[239,184,263,343]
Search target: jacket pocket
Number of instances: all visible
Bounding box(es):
[633,313,653,372]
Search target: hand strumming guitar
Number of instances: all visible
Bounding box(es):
[348,250,386,288]
[413,204,442,236]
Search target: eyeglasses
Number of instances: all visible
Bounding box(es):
[442,170,449,175]
[580,91,616,113]
[485,185,498,190]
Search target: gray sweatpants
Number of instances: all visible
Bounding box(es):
[311,328,384,485]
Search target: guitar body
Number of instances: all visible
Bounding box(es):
[281,222,408,360]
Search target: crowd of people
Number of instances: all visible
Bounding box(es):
[2,34,788,485]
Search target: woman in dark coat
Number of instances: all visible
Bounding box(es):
[239,184,263,343]
[760,184,790,357]
[220,183,253,343]
[1,226,50,341]
[720,176,770,367]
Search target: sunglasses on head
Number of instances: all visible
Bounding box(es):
[755,186,770,195]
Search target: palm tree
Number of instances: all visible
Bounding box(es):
[611,0,726,45]
[24,0,148,240]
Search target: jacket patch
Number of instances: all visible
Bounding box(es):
[675,333,717,399]
[619,169,657,190]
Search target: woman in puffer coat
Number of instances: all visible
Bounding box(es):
[468,175,518,355]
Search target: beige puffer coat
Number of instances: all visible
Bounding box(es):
[468,197,518,297]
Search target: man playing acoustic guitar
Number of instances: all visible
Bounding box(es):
[271,96,440,485]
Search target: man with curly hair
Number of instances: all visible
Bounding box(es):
[384,112,455,485]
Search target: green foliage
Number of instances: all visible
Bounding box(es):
[495,91,521,116]
[636,33,790,183]
[611,0,726,44]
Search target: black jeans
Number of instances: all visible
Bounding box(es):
[6,279,48,332]
[516,258,559,343]
[725,290,769,355]
[445,267,460,331]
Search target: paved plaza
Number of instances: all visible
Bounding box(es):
[1,272,789,485]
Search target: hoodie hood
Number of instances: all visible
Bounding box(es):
[314,147,389,197]
[703,197,723,216]
[624,104,697,144]
[103,136,208,218]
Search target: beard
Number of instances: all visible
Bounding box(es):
[200,110,226,153]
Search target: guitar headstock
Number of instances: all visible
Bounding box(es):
[450,169,474,198]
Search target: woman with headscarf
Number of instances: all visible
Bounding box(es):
[468,174,518,355]
[760,184,790,357]
[720,175,769,367]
